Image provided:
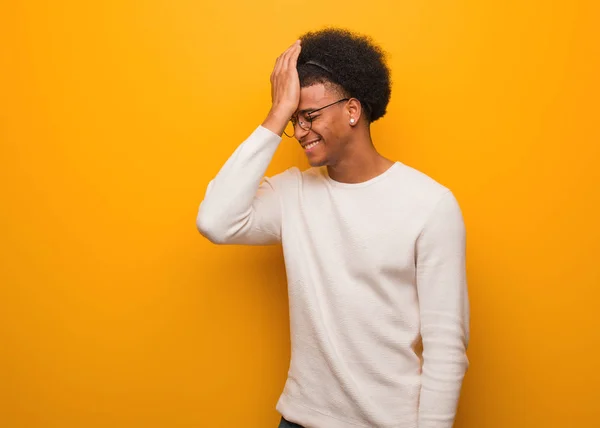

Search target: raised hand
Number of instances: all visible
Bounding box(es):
[262,40,302,136]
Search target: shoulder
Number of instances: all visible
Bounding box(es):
[388,163,465,230]
[386,162,459,213]
[396,163,450,199]
[395,164,464,229]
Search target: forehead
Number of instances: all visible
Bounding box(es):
[298,84,333,110]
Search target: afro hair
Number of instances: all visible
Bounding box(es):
[297,28,391,123]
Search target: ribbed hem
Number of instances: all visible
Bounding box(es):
[276,392,420,428]
[276,393,368,428]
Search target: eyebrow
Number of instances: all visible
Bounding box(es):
[296,107,318,115]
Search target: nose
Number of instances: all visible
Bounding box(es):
[294,122,310,141]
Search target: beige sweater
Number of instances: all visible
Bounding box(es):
[197,125,470,428]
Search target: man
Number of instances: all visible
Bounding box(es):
[197,28,470,428]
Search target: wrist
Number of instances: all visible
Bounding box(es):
[262,108,292,136]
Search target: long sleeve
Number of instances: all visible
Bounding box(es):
[196,125,284,245]
[415,191,470,428]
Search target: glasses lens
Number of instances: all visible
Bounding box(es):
[284,120,295,137]
[298,113,311,131]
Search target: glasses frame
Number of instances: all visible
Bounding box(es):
[284,98,350,138]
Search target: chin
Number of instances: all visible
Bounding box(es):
[307,157,328,167]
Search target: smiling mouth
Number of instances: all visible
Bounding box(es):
[302,139,321,150]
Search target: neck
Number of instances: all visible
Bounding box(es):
[326,131,394,184]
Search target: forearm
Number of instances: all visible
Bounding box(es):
[417,318,469,427]
[196,124,282,244]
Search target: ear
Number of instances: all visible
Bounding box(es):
[346,98,362,126]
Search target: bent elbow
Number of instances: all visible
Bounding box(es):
[196,209,228,245]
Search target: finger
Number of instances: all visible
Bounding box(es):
[282,40,301,70]
[273,53,285,78]
[272,41,298,83]
[270,59,277,82]
[278,40,298,71]
[288,42,302,69]
[284,40,300,54]
[275,42,294,68]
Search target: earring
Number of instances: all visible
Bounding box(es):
[350,118,355,124]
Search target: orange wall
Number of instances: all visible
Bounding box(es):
[1,1,599,427]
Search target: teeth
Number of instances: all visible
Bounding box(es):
[304,140,320,149]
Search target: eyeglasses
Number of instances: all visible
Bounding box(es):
[284,98,349,138]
